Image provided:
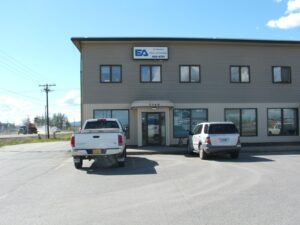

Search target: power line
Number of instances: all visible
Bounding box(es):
[0,49,48,82]
[0,87,44,103]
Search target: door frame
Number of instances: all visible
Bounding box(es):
[137,107,170,147]
[145,112,162,145]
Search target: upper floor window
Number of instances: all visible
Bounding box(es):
[100,65,122,83]
[272,66,291,83]
[140,65,161,83]
[230,66,250,83]
[180,65,200,83]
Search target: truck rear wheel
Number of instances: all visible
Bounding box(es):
[74,157,83,169]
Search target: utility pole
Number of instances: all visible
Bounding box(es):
[39,84,56,139]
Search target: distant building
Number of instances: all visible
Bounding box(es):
[72,37,300,146]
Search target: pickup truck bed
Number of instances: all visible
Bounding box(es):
[71,119,126,169]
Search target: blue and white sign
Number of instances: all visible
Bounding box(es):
[133,47,168,60]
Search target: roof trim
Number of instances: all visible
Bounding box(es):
[71,37,300,51]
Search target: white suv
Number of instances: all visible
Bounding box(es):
[187,122,241,159]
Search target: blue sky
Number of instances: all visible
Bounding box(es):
[0,0,300,124]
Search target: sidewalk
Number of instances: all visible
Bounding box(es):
[127,145,300,155]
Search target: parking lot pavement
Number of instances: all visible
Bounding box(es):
[1,142,300,225]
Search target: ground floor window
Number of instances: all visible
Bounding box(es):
[173,109,208,138]
[225,108,257,136]
[94,109,129,138]
[267,108,298,136]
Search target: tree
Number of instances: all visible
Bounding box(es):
[34,116,45,126]
[51,113,69,129]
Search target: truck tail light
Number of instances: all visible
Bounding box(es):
[205,137,211,145]
[118,134,123,146]
[71,135,75,147]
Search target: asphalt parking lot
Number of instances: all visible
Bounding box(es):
[0,142,300,225]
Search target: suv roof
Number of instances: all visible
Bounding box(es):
[197,122,234,125]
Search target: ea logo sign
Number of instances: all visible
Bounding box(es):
[135,49,149,57]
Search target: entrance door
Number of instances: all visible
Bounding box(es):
[142,112,166,145]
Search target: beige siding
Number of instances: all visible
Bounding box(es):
[81,42,300,104]
[80,40,300,145]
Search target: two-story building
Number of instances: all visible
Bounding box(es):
[71,37,300,146]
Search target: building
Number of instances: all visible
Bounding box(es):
[71,37,300,146]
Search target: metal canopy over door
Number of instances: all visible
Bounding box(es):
[142,112,166,145]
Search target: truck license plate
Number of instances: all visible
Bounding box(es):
[93,149,105,154]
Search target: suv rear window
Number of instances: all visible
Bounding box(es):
[85,120,119,129]
[209,124,238,134]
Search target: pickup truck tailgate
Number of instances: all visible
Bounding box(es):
[74,132,120,149]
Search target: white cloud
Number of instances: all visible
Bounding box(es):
[0,96,33,125]
[267,0,300,29]
[267,12,300,29]
[287,0,300,12]
[57,90,80,107]
[54,90,81,122]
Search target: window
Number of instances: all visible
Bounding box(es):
[100,65,122,83]
[225,109,257,136]
[272,66,291,83]
[180,65,200,83]
[230,66,250,83]
[193,124,203,135]
[94,109,129,138]
[140,65,161,82]
[267,108,298,136]
[173,109,208,138]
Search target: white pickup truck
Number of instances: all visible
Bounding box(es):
[70,118,127,169]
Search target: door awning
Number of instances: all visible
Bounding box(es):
[131,100,174,108]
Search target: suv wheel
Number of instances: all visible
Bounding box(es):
[199,144,208,160]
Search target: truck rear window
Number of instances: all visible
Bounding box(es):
[85,121,119,129]
[209,124,238,134]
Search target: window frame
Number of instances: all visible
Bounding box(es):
[179,65,201,83]
[224,108,258,136]
[93,109,130,138]
[100,65,122,83]
[272,66,292,84]
[229,65,250,83]
[140,65,162,83]
[267,108,298,136]
[173,108,208,138]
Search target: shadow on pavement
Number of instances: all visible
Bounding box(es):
[186,152,274,163]
[82,156,159,176]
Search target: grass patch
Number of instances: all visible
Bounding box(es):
[0,134,72,148]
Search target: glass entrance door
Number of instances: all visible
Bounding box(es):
[142,112,166,145]
[147,113,161,145]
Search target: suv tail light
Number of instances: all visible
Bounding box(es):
[71,136,75,147]
[205,137,211,145]
[118,134,123,146]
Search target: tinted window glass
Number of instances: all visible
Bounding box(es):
[209,124,238,134]
[180,66,189,82]
[111,66,121,82]
[152,66,161,82]
[141,66,151,82]
[85,120,119,129]
[101,66,110,82]
[191,66,200,82]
